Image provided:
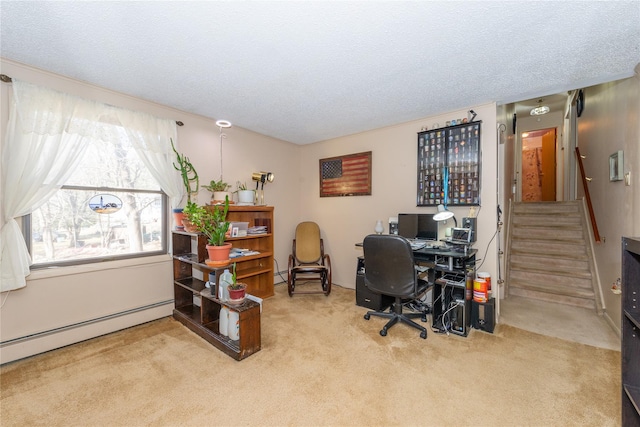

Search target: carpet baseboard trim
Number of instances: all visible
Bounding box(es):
[0,299,174,347]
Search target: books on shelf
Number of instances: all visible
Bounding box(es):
[247,226,268,235]
[230,248,260,258]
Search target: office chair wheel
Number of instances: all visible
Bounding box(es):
[421,315,427,322]
[364,313,370,320]
[380,329,387,337]
[420,331,427,339]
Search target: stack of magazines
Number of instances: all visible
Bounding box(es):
[247,226,268,235]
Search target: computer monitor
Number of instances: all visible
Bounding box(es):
[397,213,437,241]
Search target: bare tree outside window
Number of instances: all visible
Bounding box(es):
[28,129,166,267]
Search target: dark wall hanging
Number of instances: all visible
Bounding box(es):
[319,151,371,197]
[417,122,481,206]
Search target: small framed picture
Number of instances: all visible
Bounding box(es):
[231,227,239,237]
[609,150,624,182]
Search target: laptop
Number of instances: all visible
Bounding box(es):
[450,227,472,245]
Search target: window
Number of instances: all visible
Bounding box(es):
[27,130,167,267]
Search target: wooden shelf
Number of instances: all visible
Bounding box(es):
[170,206,273,360]
[174,277,207,293]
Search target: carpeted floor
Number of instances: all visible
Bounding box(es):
[0,283,621,426]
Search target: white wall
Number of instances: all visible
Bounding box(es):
[0,59,501,364]
[577,69,640,333]
[298,104,499,297]
[0,59,300,363]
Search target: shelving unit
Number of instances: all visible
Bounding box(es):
[622,237,640,426]
[208,205,275,298]
[171,206,273,360]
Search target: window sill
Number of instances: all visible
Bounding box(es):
[27,254,172,281]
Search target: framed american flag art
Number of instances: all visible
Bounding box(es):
[319,151,372,197]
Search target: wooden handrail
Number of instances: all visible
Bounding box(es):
[575,147,601,243]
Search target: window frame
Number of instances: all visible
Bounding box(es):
[24,185,168,269]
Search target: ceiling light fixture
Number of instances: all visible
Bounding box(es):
[530,99,550,116]
[216,120,232,181]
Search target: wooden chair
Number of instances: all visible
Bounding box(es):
[287,222,331,296]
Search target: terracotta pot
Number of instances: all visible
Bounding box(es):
[228,283,246,300]
[172,208,184,230]
[206,242,232,263]
[182,218,199,233]
[212,191,233,205]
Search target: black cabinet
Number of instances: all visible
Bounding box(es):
[622,237,640,426]
[355,256,393,311]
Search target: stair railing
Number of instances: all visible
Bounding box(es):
[575,147,601,243]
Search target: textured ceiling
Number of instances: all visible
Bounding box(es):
[1,1,639,144]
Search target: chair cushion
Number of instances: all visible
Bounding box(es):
[295,222,322,263]
[363,234,421,299]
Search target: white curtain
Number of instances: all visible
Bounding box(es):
[115,110,183,208]
[1,80,181,292]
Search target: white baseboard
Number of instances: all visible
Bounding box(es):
[1,302,173,365]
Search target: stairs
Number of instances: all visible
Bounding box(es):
[506,201,601,312]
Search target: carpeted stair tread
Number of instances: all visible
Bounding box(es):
[510,240,588,257]
[509,287,597,309]
[512,215,581,227]
[509,268,593,287]
[511,279,593,298]
[509,254,591,272]
[507,201,600,312]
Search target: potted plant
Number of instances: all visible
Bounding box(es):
[195,195,232,264]
[181,201,202,233]
[171,139,199,229]
[227,262,247,301]
[234,181,255,205]
[202,179,232,205]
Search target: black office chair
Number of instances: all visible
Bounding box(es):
[362,234,430,339]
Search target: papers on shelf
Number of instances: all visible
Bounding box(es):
[409,239,427,250]
[247,226,268,235]
[230,248,260,258]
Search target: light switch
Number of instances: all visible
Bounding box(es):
[625,172,631,186]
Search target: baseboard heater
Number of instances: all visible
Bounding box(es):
[0,299,173,347]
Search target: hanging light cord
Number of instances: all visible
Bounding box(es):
[219,127,226,181]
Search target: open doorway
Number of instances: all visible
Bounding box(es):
[521,128,557,201]
[511,93,569,203]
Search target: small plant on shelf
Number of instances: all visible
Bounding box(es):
[183,196,231,263]
[181,200,202,233]
[227,262,247,299]
[234,180,256,205]
[228,262,240,289]
[202,179,231,193]
[202,196,230,246]
[183,196,230,246]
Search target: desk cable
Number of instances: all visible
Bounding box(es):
[431,286,463,335]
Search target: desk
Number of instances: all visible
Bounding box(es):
[355,241,476,336]
[412,246,476,336]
